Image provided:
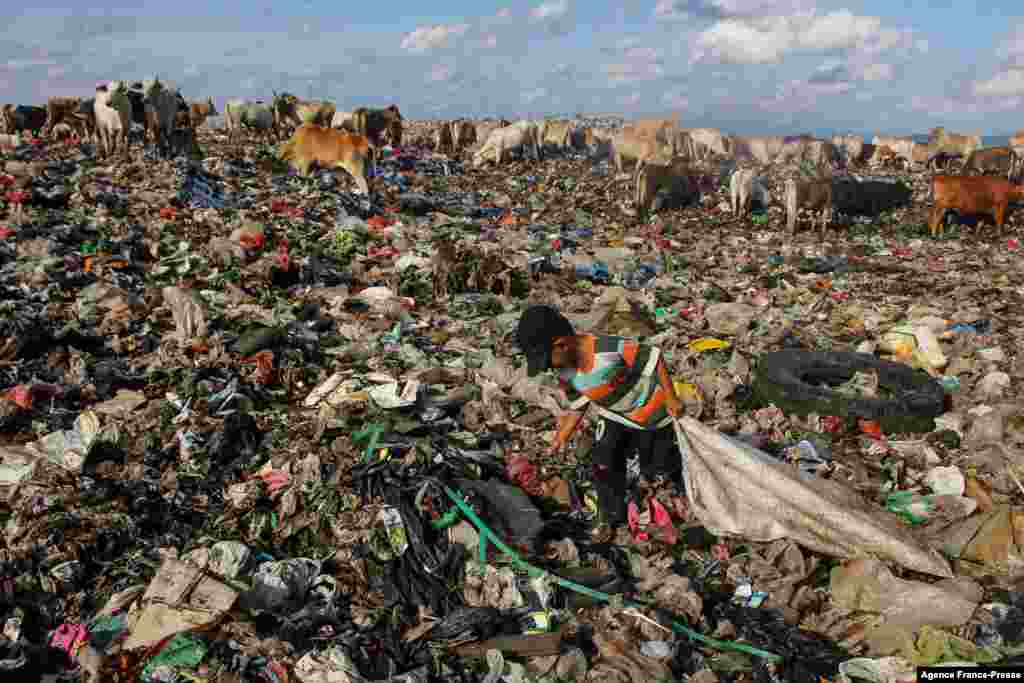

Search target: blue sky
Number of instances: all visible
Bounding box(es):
[3,1,1024,136]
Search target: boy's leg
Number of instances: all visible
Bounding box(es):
[590,419,629,526]
[642,425,683,485]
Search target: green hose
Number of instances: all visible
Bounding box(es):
[443,486,783,663]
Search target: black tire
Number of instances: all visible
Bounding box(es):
[753,350,946,434]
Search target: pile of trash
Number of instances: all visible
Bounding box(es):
[0,120,1023,683]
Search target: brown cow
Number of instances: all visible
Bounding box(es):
[785,176,833,238]
[188,98,218,129]
[634,157,698,223]
[963,146,1019,180]
[42,97,82,137]
[452,119,477,153]
[929,127,982,158]
[929,175,1024,237]
[279,124,371,195]
[434,121,454,154]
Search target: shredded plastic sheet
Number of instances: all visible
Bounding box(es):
[674,416,953,578]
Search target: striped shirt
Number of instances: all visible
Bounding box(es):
[560,334,670,430]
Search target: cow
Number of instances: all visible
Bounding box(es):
[929,175,1024,237]
[871,135,916,166]
[351,105,403,148]
[731,135,785,165]
[730,167,767,218]
[142,79,181,156]
[93,82,132,158]
[687,127,730,161]
[830,177,912,217]
[434,121,454,154]
[270,92,299,139]
[452,119,477,153]
[71,98,96,143]
[929,127,981,158]
[539,119,573,152]
[963,146,1020,181]
[784,177,833,238]
[634,157,698,223]
[927,150,963,172]
[475,119,509,146]
[293,99,336,127]
[870,145,903,169]
[775,136,840,170]
[42,97,83,137]
[278,125,371,195]
[50,122,74,141]
[223,100,276,144]
[831,134,864,168]
[911,142,932,168]
[611,127,675,174]
[472,120,541,167]
[188,98,218,129]
[569,125,590,151]
[1,105,46,135]
[331,110,355,131]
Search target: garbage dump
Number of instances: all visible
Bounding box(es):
[1,119,1024,683]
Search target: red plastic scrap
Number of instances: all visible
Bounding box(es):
[367,215,395,230]
[159,207,177,220]
[5,191,28,204]
[0,226,15,238]
[0,175,14,186]
[242,350,275,386]
[506,454,542,497]
[858,419,883,439]
[711,543,731,562]
[1009,238,1020,250]
[270,199,291,213]
[4,385,33,410]
[238,230,265,251]
[275,238,291,271]
[820,415,844,434]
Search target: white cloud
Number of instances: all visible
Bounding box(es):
[973,68,1024,97]
[400,23,470,51]
[530,0,569,21]
[692,11,913,65]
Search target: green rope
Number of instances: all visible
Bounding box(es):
[352,423,386,464]
[443,486,783,663]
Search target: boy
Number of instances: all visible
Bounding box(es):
[515,305,684,528]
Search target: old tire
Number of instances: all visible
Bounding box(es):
[752,350,945,434]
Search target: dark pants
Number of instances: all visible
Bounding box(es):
[590,419,681,526]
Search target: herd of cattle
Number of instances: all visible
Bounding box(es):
[3,81,1024,239]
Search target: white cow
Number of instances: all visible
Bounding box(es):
[472,120,541,167]
[93,81,132,158]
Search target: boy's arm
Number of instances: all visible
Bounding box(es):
[549,406,588,454]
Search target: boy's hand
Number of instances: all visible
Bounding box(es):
[665,395,684,418]
[546,439,564,456]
